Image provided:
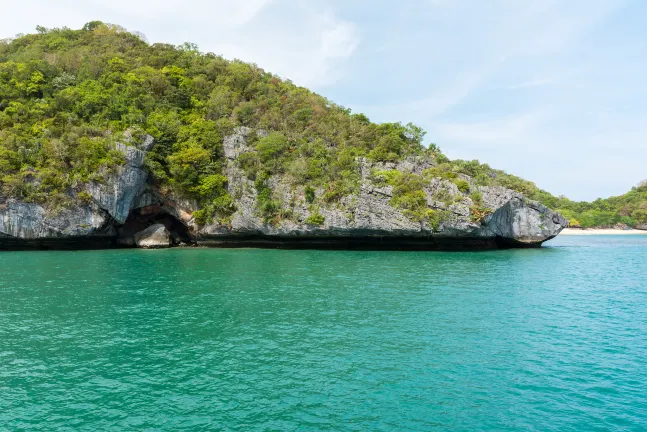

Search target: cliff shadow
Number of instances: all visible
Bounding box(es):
[118,205,193,246]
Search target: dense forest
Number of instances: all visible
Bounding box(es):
[0,22,645,228]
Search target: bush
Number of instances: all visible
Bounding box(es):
[455,179,470,193]
[304,185,315,203]
[254,172,281,224]
[255,133,290,173]
[305,212,325,226]
[470,205,492,224]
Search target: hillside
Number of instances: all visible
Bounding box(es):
[553,185,647,229]
[1,22,569,249]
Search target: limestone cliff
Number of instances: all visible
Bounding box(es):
[0,129,567,250]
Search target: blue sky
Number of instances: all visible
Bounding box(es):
[2,0,645,201]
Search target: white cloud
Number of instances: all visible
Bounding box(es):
[206,5,359,88]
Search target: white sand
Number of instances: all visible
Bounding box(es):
[560,228,647,236]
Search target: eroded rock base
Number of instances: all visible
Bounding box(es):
[196,234,540,251]
[119,206,194,247]
[0,236,119,251]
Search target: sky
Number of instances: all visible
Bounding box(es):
[1,0,646,201]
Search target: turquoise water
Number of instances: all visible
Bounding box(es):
[1,236,646,431]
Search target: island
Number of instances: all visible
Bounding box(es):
[0,22,577,250]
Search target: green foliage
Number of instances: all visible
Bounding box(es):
[304,185,315,203]
[256,132,290,171]
[373,170,442,225]
[0,22,429,219]
[367,123,425,162]
[193,194,235,225]
[455,179,470,193]
[3,22,643,229]
[305,211,325,226]
[371,169,402,186]
[254,172,281,224]
[431,188,452,204]
[426,209,450,232]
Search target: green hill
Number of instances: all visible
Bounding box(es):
[0,22,644,229]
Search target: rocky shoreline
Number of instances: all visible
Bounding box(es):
[0,129,567,251]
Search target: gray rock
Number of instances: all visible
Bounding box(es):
[0,199,108,239]
[86,138,152,224]
[483,197,568,245]
[134,224,171,248]
[0,127,567,250]
[0,133,154,244]
[196,130,567,247]
[223,126,253,160]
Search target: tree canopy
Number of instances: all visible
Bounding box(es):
[0,22,430,216]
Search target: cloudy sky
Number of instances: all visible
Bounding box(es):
[2,0,645,201]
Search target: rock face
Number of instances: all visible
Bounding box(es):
[134,224,171,248]
[0,128,567,250]
[0,198,111,250]
[484,197,567,245]
[85,140,150,224]
[193,129,567,249]
[0,135,152,249]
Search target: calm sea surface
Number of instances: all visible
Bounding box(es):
[1,235,646,431]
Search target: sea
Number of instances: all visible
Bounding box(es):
[1,235,646,431]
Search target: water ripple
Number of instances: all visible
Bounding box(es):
[1,236,646,430]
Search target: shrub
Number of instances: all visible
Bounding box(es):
[305,212,325,226]
[470,205,492,224]
[254,172,281,224]
[77,190,93,204]
[455,179,470,193]
[371,169,401,186]
[305,185,315,203]
[255,133,290,173]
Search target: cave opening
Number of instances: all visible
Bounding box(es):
[119,205,194,246]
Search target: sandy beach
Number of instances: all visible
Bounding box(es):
[560,228,647,235]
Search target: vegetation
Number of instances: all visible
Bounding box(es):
[371,169,450,228]
[1,23,645,228]
[305,211,325,226]
[304,185,315,204]
[0,22,429,222]
[431,159,647,228]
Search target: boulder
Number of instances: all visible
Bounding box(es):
[484,197,567,245]
[134,224,171,248]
